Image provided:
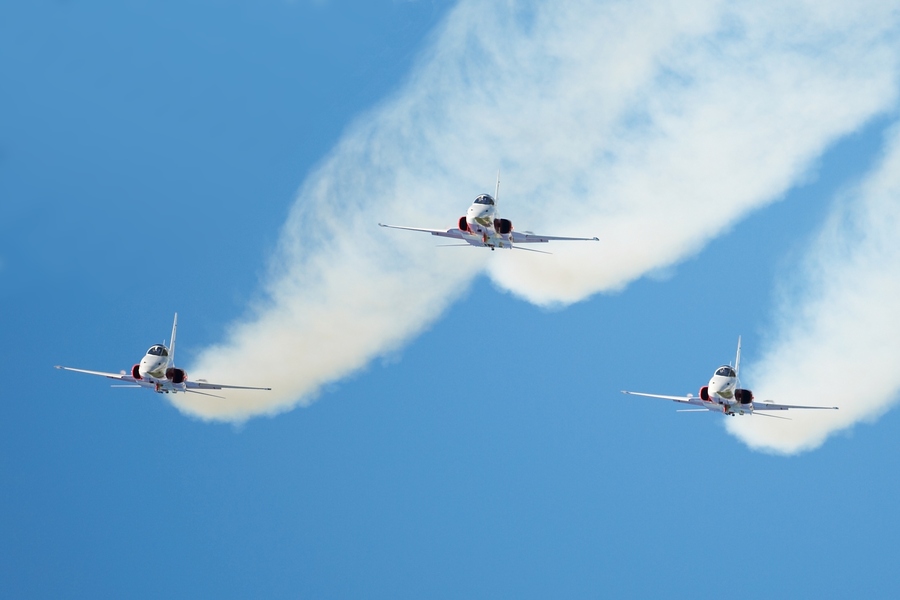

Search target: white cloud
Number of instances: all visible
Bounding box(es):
[726,122,900,454]
[176,0,900,421]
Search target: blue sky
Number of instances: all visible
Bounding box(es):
[4,1,900,598]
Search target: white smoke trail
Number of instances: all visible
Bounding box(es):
[726,123,900,454]
[177,0,900,421]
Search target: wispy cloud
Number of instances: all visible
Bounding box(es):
[177,0,900,421]
[727,123,900,454]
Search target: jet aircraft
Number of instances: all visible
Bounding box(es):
[379,178,598,251]
[621,337,838,417]
[56,313,271,398]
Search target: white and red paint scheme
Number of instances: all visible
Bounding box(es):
[57,313,270,398]
[379,178,598,251]
[622,337,838,417]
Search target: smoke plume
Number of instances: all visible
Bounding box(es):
[178,0,900,423]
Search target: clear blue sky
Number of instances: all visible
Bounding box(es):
[3,1,900,598]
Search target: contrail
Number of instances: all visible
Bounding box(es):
[726,123,900,454]
[176,0,900,421]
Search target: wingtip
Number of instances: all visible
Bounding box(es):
[592,237,599,241]
[54,365,62,369]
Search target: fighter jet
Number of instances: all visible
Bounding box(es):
[621,337,838,417]
[56,313,270,398]
[379,178,598,251]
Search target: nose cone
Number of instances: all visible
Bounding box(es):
[468,205,493,223]
[141,356,166,378]
[708,376,735,399]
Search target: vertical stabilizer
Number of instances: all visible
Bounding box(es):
[495,170,501,203]
[735,335,742,378]
[170,313,178,366]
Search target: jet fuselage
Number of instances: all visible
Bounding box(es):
[703,365,751,414]
[139,345,171,380]
[462,193,511,249]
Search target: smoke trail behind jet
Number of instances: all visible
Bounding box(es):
[177,0,900,421]
[726,123,900,454]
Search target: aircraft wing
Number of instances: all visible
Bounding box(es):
[621,390,706,406]
[751,401,839,411]
[378,223,466,240]
[55,365,137,382]
[57,365,270,393]
[185,380,272,391]
[511,231,599,244]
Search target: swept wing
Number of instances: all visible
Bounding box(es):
[622,390,838,412]
[510,231,599,243]
[377,223,465,239]
[55,365,271,392]
[621,390,706,407]
[751,401,838,411]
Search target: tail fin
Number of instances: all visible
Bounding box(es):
[494,170,500,202]
[169,313,178,366]
[734,335,742,378]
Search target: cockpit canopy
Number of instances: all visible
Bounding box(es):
[474,194,495,205]
[715,366,736,378]
[147,345,169,357]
